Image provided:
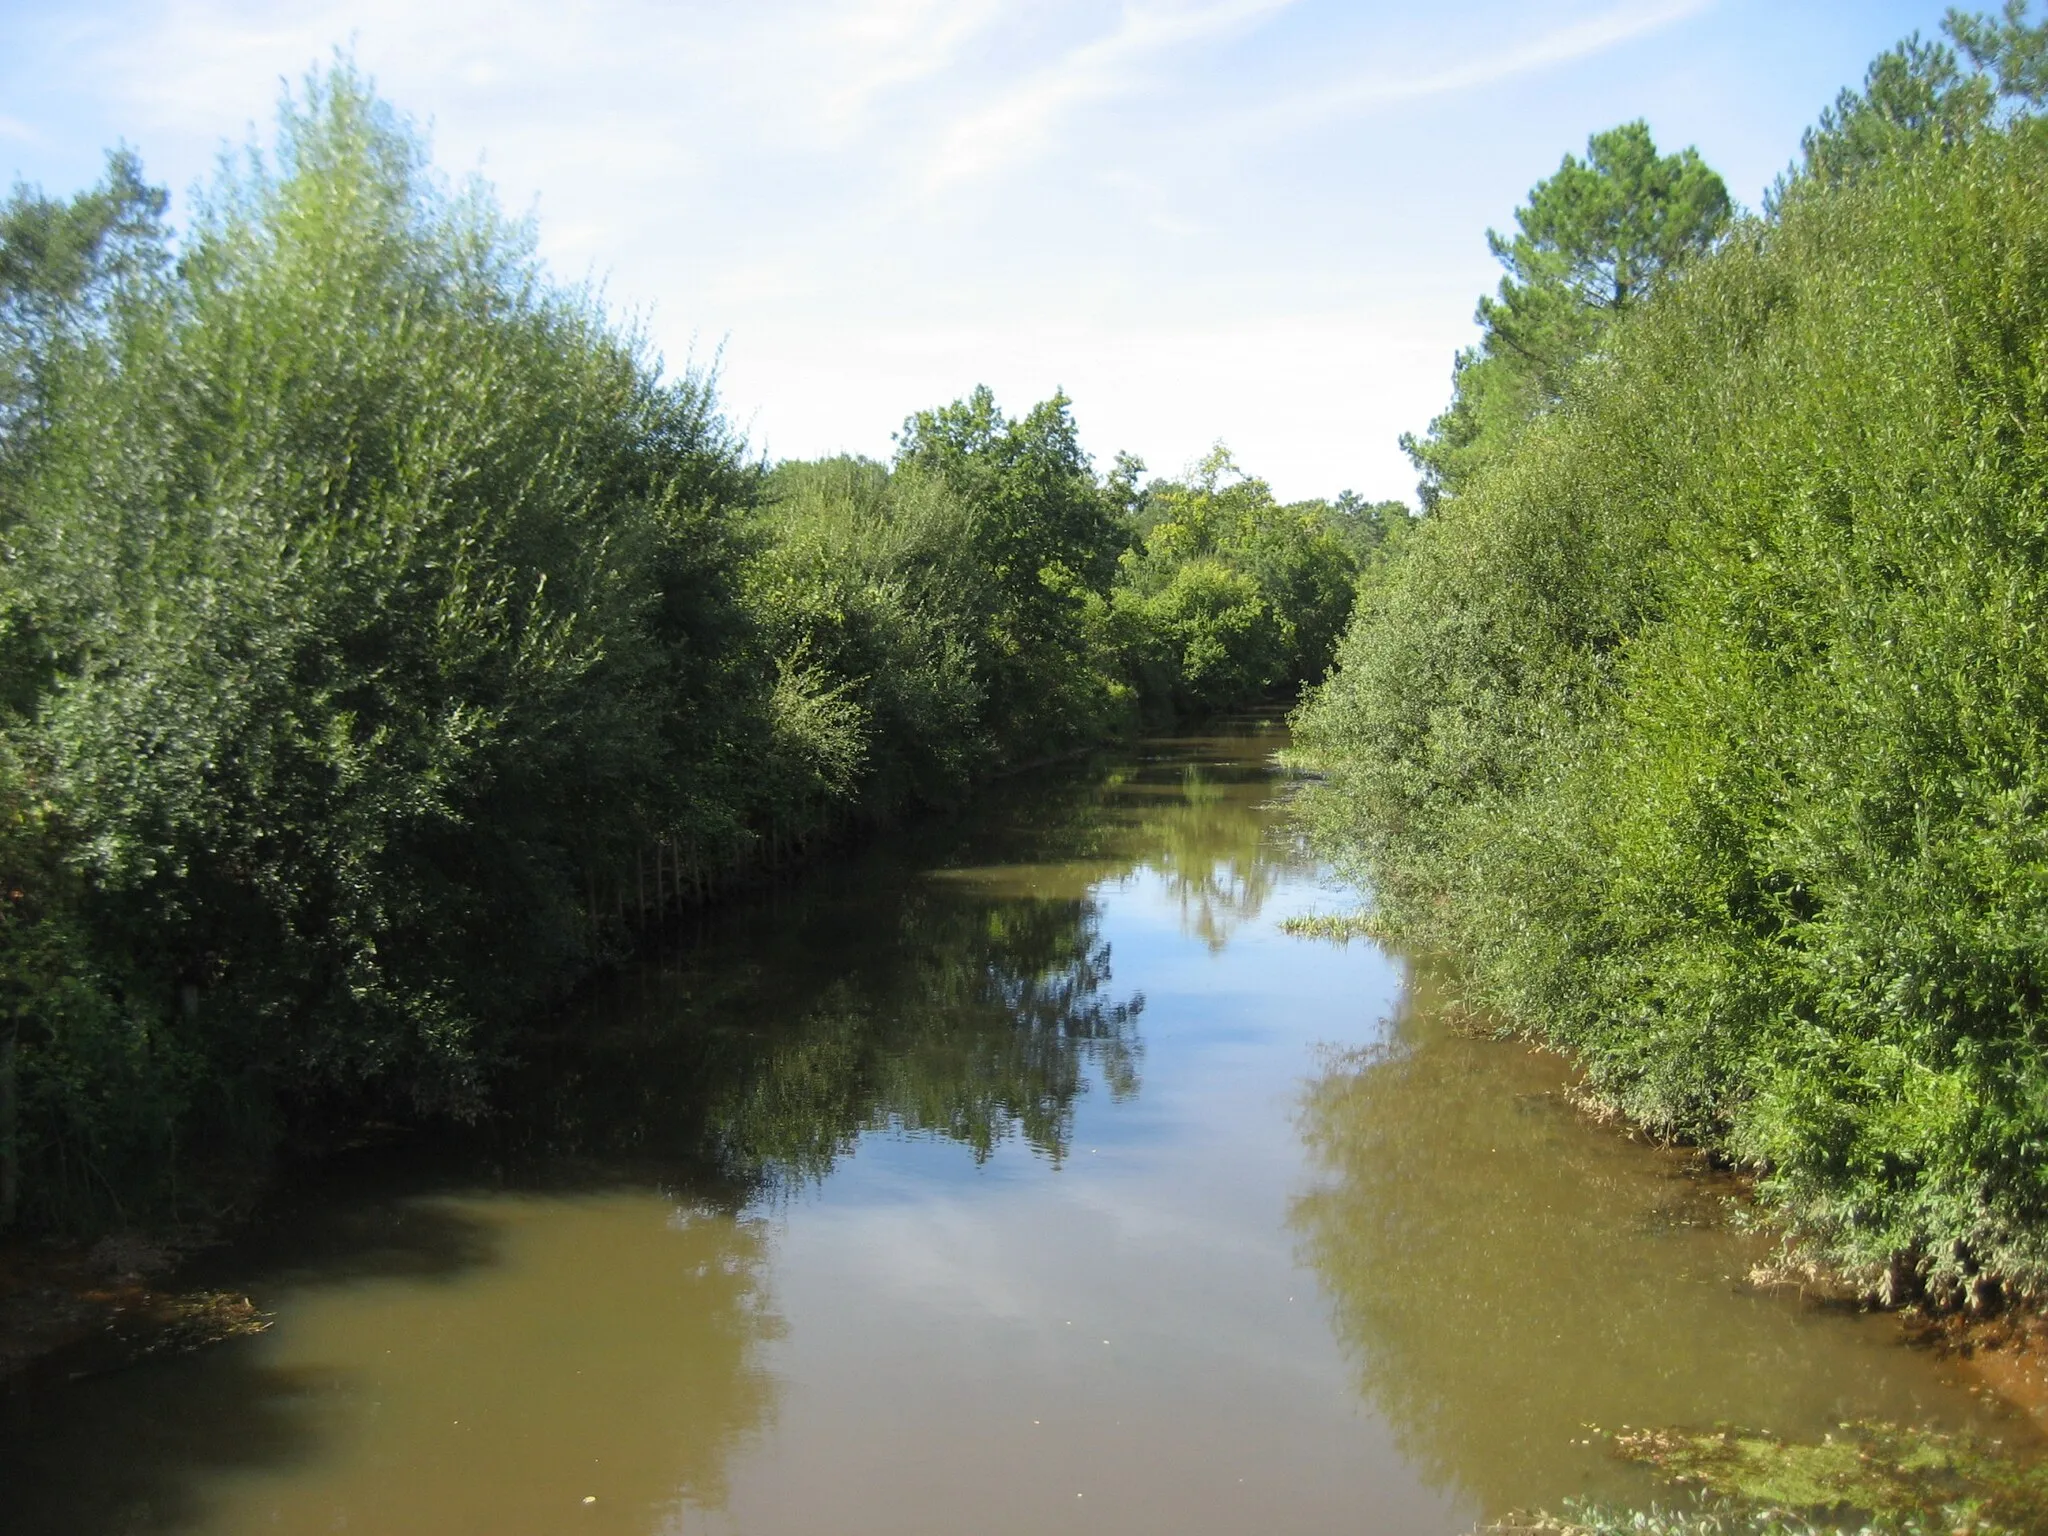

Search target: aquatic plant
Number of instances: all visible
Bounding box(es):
[1487,1416,2048,1536]
[1612,1421,2048,1529]
[1487,1492,2009,1536]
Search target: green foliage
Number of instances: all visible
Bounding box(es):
[1405,122,1730,507]
[1491,1492,2009,1536]
[0,66,783,1222]
[1107,446,1366,714]
[745,455,988,807]
[1482,121,1730,360]
[1949,0,2048,105]
[1794,35,1992,188]
[1296,48,2048,1295]
[893,385,1130,754]
[1325,489,1418,567]
[0,149,167,441]
[1787,4,2047,197]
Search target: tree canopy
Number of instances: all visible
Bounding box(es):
[1402,122,1730,508]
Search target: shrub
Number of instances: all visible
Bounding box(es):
[1296,118,2048,1296]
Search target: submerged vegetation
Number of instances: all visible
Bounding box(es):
[1610,1420,2048,1529]
[1483,1418,2048,1535]
[0,65,1365,1233]
[1295,4,2048,1302]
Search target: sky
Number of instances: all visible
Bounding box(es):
[0,0,1959,503]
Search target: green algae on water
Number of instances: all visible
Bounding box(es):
[1607,1420,2048,1532]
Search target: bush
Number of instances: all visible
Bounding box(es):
[0,68,776,1222]
[1296,118,2048,1297]
[1109,448,1363,715]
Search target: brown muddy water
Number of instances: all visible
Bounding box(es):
[0,726,2028,1534]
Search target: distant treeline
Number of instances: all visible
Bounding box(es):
[0,68,1395,1230]
[1295,6,2048,1304]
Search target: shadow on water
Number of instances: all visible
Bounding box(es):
[0,1123,794,1533]
[0,729,1294,1534]
[0,1189,506,1533]
[1289,966,2032,1521]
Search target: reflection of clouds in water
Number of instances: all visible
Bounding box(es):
[793,1198,1045,1324]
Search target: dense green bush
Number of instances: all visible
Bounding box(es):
[1296,100,2048,1296]
[1107,448,1372,715]
[0,71,777,1221]
[745,456,983,812]
[892,385,1135,754]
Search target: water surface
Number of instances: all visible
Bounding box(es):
[0,727,2024,1534]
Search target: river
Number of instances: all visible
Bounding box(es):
[0,725,2024,1533]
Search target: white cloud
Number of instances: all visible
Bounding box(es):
[812,0,1013,139]
[920,0,1303,192]
[1245,0,1717,133]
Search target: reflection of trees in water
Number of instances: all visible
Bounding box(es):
[1124,764,1288,950]
[708,895,1142,1186]
[500,738,1311,1190]
[1288,975,1966,1521]
[503,880,1142,1196]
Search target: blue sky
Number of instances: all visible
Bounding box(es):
[0,0,1954,502]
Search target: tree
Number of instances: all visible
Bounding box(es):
[895,385,1121,611]
[1948,0,2048,107]
[1403,122,1729,508]
[1793,35,1992,188]
[893,386,1125,753]
[1108,446,1360,713]
[1786,5,2046,194]
[0,151,167,443]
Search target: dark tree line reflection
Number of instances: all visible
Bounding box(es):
[486,730,1297,1200]
[494,800,1155,1198]
[1134,762,1287,951]
[701,895,1144,1186]
[490,892,1138,1196]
